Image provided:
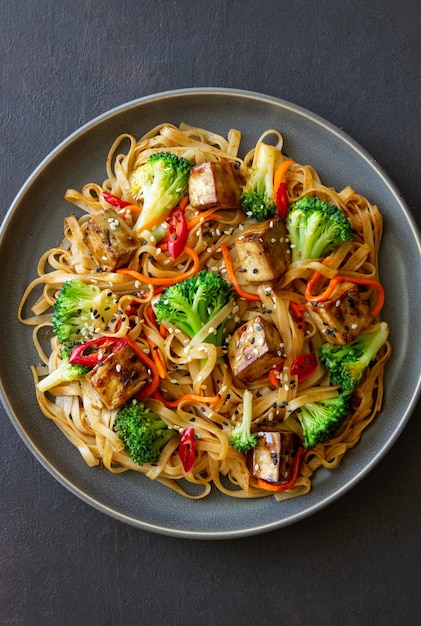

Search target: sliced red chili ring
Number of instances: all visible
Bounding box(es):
[68,336,127,367]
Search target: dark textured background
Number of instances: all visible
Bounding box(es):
[1,1,420,624]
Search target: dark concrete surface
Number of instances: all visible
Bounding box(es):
[1,1,420,624]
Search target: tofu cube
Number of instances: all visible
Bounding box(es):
[234,219,289,282]
[86,344,151,410]
[83,209,139,272]
[188,161,241,209]
[252,431,298,484]
[305,280,373,344]
[227,315,284,383]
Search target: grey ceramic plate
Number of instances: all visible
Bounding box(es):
[1,88,420,539]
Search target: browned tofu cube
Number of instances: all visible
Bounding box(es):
[252,431,298,484]
[188,161,241,209]
[305,280,373,344]
[227,315,284,383]
[86,344,151,410]
[83,209,139,272]
[234,219,289,282]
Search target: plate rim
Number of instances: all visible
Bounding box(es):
[1,87,421,539]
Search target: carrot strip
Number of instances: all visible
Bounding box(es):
[274,159,295,191]
[146,338,167,379]
[305,273,384,317]
[116,244,200,287]
[220,244,260,301]
[153,389,221,409]
[187,207,223,230]
[178,195,190,211]
[124,334,161,399]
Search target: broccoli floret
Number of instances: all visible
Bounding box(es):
[230,390,258,453]
[319,321,389,395]
[154,269,234,345]
[296,393,352,449]
[51,279,118,344]
[36,342,90,392]
[130,152,193,232]
[114,401,176,465]
[285,195,353,261]
[240,142,277,222]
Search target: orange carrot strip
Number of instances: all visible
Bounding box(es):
[146,338,167,379]
[187,207,223,230]
[116,244,200,287]
[305,273,385,317]
[220,243,260,301]
[274,159,296,191]
[124,334,161,399]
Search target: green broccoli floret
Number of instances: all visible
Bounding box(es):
[285,195,353,261]
[51,279,117,344]
[154,269,234,345]
[318,322,389,395]
[36,342,90,392]
[130,151,193,232]
[114,401,176,465]
[296,393,352,449]
[240,142,277,222]
[230,390,258,453]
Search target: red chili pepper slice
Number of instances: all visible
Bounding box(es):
[257,446,304,492]
[166,206,189,259]
[68,336,127,367]
[289,301,306,329]
[102,191,132,209]
[290,353,317,382]
[179,427,196,472]
[268,361,285,387]
[276,181,289,219]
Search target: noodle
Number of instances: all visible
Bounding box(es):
[19,122,391,500]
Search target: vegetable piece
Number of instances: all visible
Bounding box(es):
[227,315,284,383]
[290,353,318,382]
[268,362,285,387]
[295,393,352,449]
[68,336,127,366]
[230,389,258,454]
[130,152,194,232]
[240,142,277,222]
[114,401,176,465]
[178,427,196,472]
[36,342,91,392]
[318,321,389,394]
[154,269,234,345]
[234,218,290,282]
[83,208,139,271]
[188,161,241,209]
[86,343,152,410]
[274,159,295,219]
[51,279,118,344]
[102,191,132,209]
[220,243,260,301]
[305,273,384,318]
[285,195,353,262]
[256,445,304,492]
[166,206,189,259]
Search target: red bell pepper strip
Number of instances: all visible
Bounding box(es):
[257,446,304,492]
[179,427,196,472]
[68,336,127,367]
[290,353,317,382]
[276,182,289,220]
[102,191,132,209]
[166,206,189,259]
[273,159,295,219]
[268,361,285,387]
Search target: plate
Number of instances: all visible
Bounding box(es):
[1,88,420,539]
